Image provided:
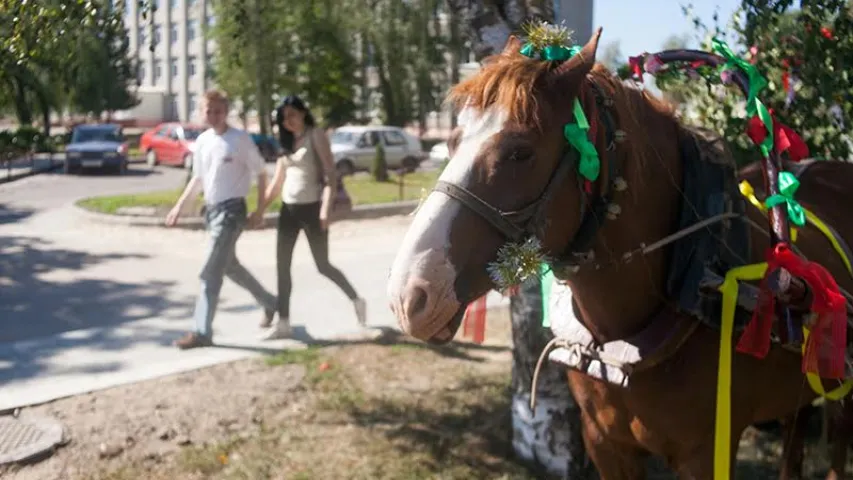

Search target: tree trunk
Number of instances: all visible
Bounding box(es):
[12,76,34,125]
[448,6,461,129]
[511,276,593,478]
[445,0,590,476]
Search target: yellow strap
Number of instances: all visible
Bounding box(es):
[716,262,768,480]
[713,180,853,478]
[801,326,853,400]
[740,180,853,399]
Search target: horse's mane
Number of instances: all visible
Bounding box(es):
[446,52,679,138]
[446,52,681,180]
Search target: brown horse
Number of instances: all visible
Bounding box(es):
[386,27,853,478]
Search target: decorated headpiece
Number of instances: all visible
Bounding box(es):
[485,22,603,292]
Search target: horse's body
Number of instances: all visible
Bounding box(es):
[560,157,853,478]
[386,27,853,478]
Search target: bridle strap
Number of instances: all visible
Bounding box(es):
[430,78,620,271]
[433,180,527,242]
[433,147,579,242]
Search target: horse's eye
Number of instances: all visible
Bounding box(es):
[507,149,534,164]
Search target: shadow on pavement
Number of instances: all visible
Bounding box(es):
[0,235,193,382]
[213,325,510,362]
[0,204,34,225]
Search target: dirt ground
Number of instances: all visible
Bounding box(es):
[0,328,844,480]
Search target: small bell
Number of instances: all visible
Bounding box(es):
[614,130,627,142]
[613,177,628,192]
[606,203,622,220]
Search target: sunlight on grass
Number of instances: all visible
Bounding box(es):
[76,170,440,215]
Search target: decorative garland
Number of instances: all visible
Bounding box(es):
[626,38,849,480]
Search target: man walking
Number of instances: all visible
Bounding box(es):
[166,89,277,349]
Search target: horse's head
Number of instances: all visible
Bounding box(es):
[388,28,606,344]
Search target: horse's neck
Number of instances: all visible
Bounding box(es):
[563,126,684,343]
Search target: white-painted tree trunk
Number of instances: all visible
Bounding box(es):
[509,275,592,478]
[444,0,593,476]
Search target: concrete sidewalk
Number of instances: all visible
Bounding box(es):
[0,207,510,411]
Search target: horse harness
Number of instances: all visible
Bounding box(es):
[432,75,853,391]
[432,78,625,271]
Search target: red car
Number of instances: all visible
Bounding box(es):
[139,122,206,169]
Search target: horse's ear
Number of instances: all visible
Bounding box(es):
[552,26,603,79]
[501,35,523,57]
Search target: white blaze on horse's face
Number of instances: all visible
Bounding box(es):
[387,105,509,341]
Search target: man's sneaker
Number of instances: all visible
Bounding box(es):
[260,308,276,328]
[174,332,213,350]
[262,318,293,340]
[353,298,367,327]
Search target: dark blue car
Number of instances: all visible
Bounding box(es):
[65,124,129,175]
[250,133,282,162]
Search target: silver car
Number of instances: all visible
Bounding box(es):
[329,126,426,175]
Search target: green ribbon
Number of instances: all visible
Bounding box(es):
[564,100,600,182]
[765,171,806,227]
[540,264,554,327]
[710,37,774,158]
[520,41,600,182]
[519,42,580,62]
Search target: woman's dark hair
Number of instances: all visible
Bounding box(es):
[274,95,316,154]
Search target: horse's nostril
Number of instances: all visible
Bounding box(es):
[402,285,429,320]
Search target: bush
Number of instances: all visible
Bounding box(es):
[371,142,389,182]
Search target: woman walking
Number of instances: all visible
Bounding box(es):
[261,95,366,339]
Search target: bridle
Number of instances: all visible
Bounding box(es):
[432,80,624,271]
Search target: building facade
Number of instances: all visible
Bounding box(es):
[118,0,593,130]
[121,0,214,125]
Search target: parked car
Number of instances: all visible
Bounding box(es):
[139,122,205,169]
[64,124,129,175]
[329,125,425,176]
[428,141,450,166]
[250,133,282,162]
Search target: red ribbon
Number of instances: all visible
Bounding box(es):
[462,294,488,344]
[782,71,790,92]
[628,56,644,82]
[736,244,847,379]
[745,112,809,162]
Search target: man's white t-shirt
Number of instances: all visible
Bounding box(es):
[191,127,265,206]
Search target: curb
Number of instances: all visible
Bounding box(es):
[72,199,421,230]
[0,161,63,185]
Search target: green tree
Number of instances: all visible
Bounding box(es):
[0,0,139,132]
[67,2,139,117]
[655,1,853,163]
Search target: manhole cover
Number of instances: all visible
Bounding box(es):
[0,415,65,465]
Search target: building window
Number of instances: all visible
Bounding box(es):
[187,20,198,42]
[138,27,146,46]
[206,14,215,27]
[188,0,197,7]
[169,0,178,9]
[138,63,146,84]
[170,59,178,77]
[170,22,178,44]
[187,56,197,77]
[169,95,179,120]
[188,93,197,118]
[154,59,162,83]
[153,25,161,45]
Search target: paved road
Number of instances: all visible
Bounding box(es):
[0,166,509,410]
[0,161,190,211]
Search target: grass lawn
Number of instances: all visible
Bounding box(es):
[76,169,440,215]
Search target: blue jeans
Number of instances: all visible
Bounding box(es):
[193,198,277,339]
